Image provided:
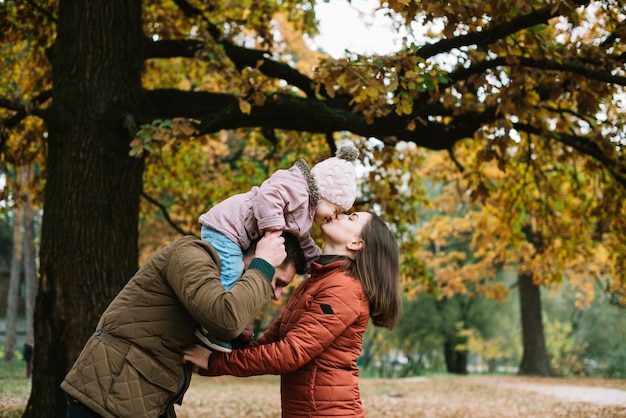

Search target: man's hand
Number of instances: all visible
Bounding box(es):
[255,230,286,267]
[183,344,213,373]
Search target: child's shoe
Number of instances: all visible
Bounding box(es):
[194,326,233,353]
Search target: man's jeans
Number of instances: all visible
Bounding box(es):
[66,396,102,418]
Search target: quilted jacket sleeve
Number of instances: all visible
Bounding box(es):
[167,237,274,341]
[205,277,363,376]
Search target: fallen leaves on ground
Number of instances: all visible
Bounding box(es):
[175,375,626,417]
[3,375,626,417]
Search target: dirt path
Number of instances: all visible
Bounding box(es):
[469,376,626,407]
[502,382,626,406]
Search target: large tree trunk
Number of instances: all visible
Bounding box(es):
[443,340,468,375]
[3,191,23,363]
[517,271,552,376]
[23,1,145,416]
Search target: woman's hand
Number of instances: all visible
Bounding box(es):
[183,344,213,373]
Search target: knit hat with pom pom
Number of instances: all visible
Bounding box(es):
[310,144,359,210]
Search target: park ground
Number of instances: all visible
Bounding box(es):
[2,372,626,417]
[177,375,626,417]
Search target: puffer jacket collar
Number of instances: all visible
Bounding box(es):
[310,258,352,280]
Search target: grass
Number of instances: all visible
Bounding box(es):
[2,359,626,417]
[0,360,30,418]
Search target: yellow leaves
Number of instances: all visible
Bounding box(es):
[314,53,450,124]
[130,118,199,158]
[405,124,625,303]
[543,317,589,376]
[456,325,507,363]
[363,85,380,99]
[396,93,413,116]
[526,90,541,106]
[239,99,252,114]
[334,72,348,93]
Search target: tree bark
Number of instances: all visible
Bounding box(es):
[443,340,469,375]
[517,271,552,376]
[23,1,145,416]
[23,163,38,346]
[3,193,23,363]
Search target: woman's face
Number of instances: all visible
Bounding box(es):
[320,211,372,248]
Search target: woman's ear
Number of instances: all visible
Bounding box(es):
[347,239,364,252]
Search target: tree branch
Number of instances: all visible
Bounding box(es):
[514,122,626,188]
[141,88,493,151]
[140,191,197,237]
[0,90,53,157]
[143,39,204,59]
[167,0,318,97]
[25,0,57,23]
[448,56,626,87]
[414,0,591,59]
[2,90,52,122]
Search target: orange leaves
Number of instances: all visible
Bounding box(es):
[402,113,626,306]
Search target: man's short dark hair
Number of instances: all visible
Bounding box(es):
[246,231,306,275]
[280,231,306,275]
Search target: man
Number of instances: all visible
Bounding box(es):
[61,231,305,418]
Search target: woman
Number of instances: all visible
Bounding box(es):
[183,211,402,417]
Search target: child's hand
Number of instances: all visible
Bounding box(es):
[183,344,213,372]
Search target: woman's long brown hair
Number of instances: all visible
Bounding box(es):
[351,212,402,329]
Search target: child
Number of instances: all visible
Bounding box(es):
[195,144,359,352]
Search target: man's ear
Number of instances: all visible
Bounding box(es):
[347,239,364,251]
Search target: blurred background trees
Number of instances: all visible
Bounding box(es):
[1,0,625,415]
